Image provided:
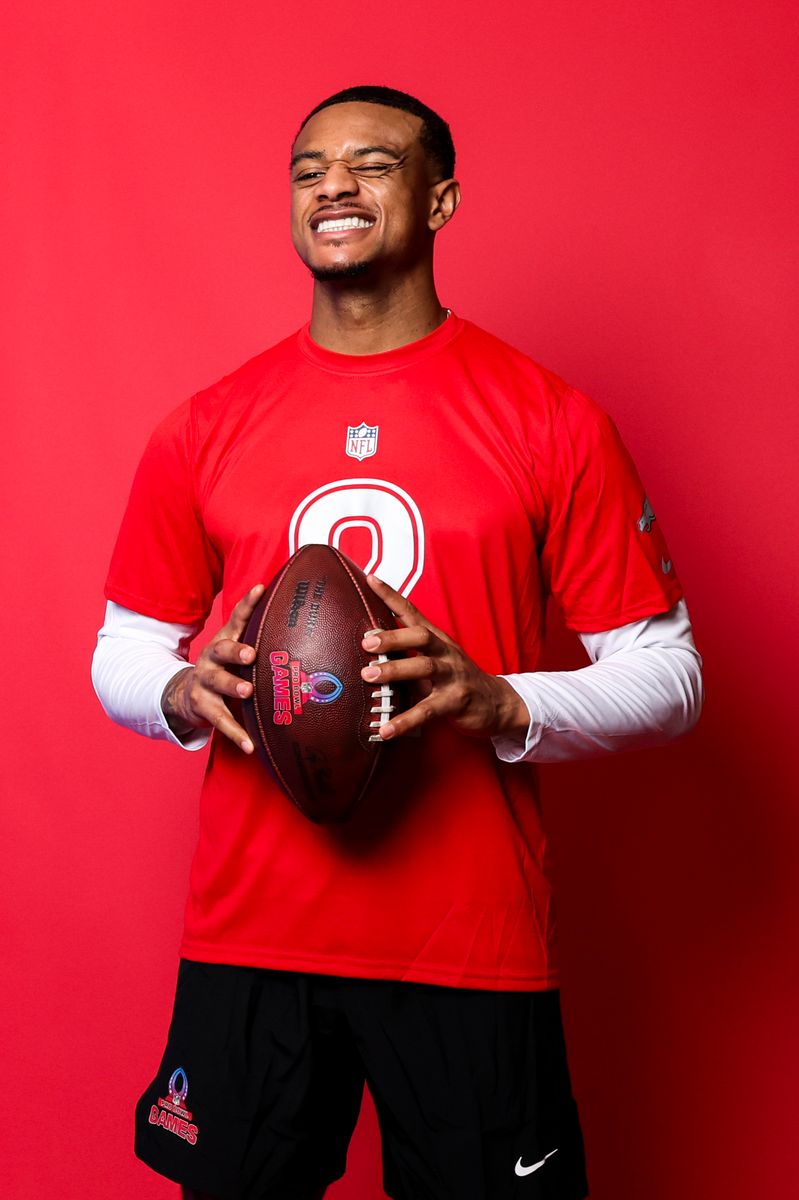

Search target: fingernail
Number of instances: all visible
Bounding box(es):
[241,739,254,754]
[236,682,250,697]
[380,722,395,739]
[240,647,254,662]
[363,666,381,682]
[363,635,381,651]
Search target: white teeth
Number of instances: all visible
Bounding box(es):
[316,216,373,232]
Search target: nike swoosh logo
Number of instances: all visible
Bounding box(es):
[515,1148,558,1176]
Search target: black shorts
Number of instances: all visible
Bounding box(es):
[135,961,588,1200]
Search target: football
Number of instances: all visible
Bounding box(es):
[238,544,405,823]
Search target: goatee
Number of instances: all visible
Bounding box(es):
[310,259,374,282]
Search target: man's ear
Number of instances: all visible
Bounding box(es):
[428,179,461,231]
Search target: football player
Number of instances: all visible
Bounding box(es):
[93,86,702,1200]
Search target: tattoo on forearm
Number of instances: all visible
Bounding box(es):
[161,668,195,734]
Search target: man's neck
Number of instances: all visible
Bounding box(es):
[308,270,448,356]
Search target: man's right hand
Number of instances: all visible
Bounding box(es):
[161,584,266,753]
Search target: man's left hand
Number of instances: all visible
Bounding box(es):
[361,575,530,742]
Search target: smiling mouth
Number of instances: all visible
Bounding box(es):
[315,216,375,233]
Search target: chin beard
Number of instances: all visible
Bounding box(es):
[310,258,374,282]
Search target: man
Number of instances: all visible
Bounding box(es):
[93,85,702,1200]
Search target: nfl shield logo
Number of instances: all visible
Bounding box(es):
[346,421,379,461]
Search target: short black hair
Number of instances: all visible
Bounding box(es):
[297,85,456,181]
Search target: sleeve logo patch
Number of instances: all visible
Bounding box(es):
[637,496,656,533]
[149,1067,199,1146]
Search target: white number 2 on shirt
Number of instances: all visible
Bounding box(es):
[289,478,425,598]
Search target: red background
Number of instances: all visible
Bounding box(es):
[2,2,797,1197]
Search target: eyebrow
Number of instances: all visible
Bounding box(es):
[289,145,404,170]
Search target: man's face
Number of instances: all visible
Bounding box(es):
[290,102,443,281]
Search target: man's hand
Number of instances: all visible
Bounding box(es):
[161,584,266,753]
[360,576,530,742]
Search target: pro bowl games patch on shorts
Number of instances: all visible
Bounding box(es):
[148,1067,199,1146]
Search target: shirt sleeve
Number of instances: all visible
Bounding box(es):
[539,388,683,631]
[492,599,703,762]
[91,601,210,751]
[104,399,223,624]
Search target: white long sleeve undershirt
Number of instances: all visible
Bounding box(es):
[91,599,702,762]
[91,604,209,751]
[492,598,702,761]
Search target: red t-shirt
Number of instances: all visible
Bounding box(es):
[106,315,682,990]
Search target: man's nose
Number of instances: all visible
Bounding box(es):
[314,161,359,201]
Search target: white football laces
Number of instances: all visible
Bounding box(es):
[368,653,394,742]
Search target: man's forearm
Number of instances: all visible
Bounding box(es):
[493,599,703,763]
[91,602,209,750]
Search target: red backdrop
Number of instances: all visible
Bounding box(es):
[2,2,797,1198]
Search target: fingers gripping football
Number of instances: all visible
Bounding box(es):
[361,575,527,742]
[161,584,265,753]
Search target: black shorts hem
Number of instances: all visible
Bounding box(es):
[135,1142,344,1200]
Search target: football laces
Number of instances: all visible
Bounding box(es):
[368,653,394,742]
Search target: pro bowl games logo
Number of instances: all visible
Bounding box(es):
[168,1068,189,1108]
[270,650,343,726]
[149,1066,199,1145]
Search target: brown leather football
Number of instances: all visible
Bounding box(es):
[238,544,405,823]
